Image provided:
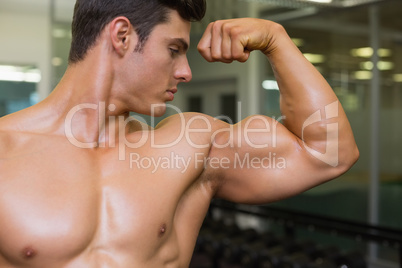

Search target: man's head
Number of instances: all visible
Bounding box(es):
[68,0,206,64]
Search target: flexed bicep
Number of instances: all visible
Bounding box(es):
[206,115,344,205]
[198,18,358,204]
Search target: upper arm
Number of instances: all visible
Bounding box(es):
[207,115,348,204]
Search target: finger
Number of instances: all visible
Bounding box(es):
[232,42,250,62]
[197,22,214,62]
[210,21,224,62]
[232,30,251,62]
[221,22,233,63]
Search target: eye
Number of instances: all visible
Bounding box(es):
[169,48,180,55]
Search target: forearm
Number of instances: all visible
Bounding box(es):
[264,23,358,166]
[264,24,335,137]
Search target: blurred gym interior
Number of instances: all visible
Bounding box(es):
[0,0,401,267]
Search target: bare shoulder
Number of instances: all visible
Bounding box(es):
[0,114,24,157]
[0,111,20,131]
[0,113,61,161]
[153,112,229,146]
[155,112,228,132]
[155,112,231,180]
[0,128,48,162]
[0,130,13,159]
[0,129,37,162]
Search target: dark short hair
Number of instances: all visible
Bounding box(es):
[68,0,206,64]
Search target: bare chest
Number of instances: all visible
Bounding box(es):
[0,146,206,267]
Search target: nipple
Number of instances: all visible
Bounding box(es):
[159,224,167,237]
[22,247,36,259]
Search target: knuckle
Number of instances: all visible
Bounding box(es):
[229,26,242,38]
[222,55,231,61]
[221,22,232,33]
[207,21,215,29]
[239,55,249,63]
[197,43,204,53]
[232,50,248,62]
[210,52,221,61]
[232,50,243,59]
[212,20,223,31]
[201,53,213,62]
[204,54,214,62]
[222,51,232,60]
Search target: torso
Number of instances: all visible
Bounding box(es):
[0,113,218,268]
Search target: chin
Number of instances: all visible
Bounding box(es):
[148,103,167,117]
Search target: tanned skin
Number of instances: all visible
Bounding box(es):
[0,9,358,268]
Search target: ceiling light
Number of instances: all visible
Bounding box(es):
[351,47,373,57]
[360,61,394,71]
[303,53,326,64]
[378,49,392,57]
[377,61,394,71]
[0,65,41,83]
[24,70,42,83]
[360,61,374,70]
[262,80,279,90]
[353,71,372,80]
[350,47,392,58]
[0,65,19,73]
[393,74,402,83]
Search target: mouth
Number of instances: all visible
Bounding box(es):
[166,88,177,101]
[167,88,178,94]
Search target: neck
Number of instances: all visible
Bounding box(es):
[38,49,131,147]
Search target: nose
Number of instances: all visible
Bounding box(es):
[174,57,192,83]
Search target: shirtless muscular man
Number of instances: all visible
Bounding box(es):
[0,0,359,267]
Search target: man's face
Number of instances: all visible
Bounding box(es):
[115,10,192,117]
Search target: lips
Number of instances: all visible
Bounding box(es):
[166,88,177,101]
[167,88,178,94]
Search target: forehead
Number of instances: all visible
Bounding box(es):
[149,9,191,44]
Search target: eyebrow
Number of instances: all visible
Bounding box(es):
[171,38,189,52]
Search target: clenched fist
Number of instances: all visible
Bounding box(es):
[197,18,283,63]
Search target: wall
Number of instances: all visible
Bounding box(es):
[0,4,52,100]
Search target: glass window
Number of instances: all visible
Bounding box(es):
[259,0,402,262]
[0,64,41,116]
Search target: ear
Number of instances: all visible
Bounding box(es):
[109,16,135,57]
